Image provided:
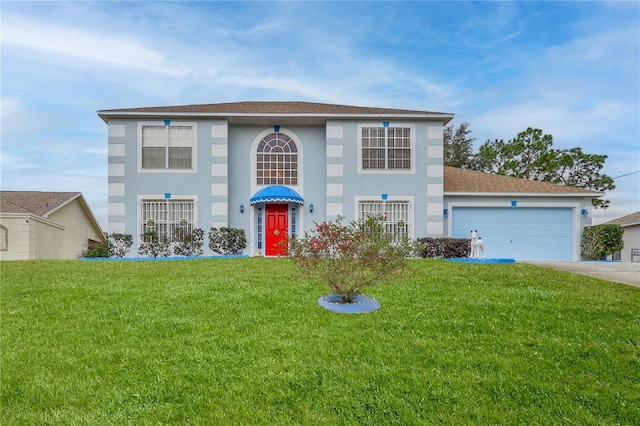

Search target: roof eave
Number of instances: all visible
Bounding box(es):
[97,110,455,124]
[620,221,640,227]
[444,191,601,197]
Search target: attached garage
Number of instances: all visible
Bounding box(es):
[451,207,573,260]
[443,167,602,262]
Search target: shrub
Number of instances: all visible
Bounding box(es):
[81,242,110,258]
[173,228,204,257]
[417,237,470,258]
[107,233,133,258]
[581,224,624,260]
[208,227,247,255]
[138,231,171,258]
[288,216,420,303]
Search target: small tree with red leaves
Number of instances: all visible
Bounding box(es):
[288,216,420,303]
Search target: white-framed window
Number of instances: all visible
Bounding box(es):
[256,132,298,185]
[138,197,197,242]
[358,123,415,173]
[357,197,413,242]
[138,122,196,172]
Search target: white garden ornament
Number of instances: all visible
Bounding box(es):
[470,230,485,259]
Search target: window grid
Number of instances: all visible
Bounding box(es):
[142,125,193,170]
[256,133,298,185]
[361,127,386,169]
[291,207,297,236]
[387,127,411,169]
[140,199,196,242]
[257,208,263,250]
[358,200,411,243]
[0,225,7,251]
[361,127,411,170]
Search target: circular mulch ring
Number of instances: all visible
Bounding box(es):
[318,294,381,314]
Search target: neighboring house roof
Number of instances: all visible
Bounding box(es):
[0,191,83,216]
[604,211,640,227]
[444,166,601,196]
[98,101,455,126]
[0,191,105,238]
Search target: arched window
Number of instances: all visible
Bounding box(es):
[256,133,298,185]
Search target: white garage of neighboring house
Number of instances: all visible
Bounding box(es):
[443,167,601,261]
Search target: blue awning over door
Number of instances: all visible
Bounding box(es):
[250,186,304,205]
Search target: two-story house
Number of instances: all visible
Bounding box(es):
[98,101,599,260]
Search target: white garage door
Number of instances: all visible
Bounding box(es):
[451,207,573,261]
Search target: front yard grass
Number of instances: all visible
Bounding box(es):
[1,258,639,425]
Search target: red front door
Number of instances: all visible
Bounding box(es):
[265,204,288,256]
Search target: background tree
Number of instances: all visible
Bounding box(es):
[472,127,614,208]
[472,128,556,179]
[471,138,513,175]
[443,121,475,167]
[544,147,615,208]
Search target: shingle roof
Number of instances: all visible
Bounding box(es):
[604,211,640,226]
[98,100,452,116]
[0,191,81,216]
[444,166,601,195]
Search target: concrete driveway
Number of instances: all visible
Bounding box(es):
[522,261,640,288]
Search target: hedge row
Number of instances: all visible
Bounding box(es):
[416,237,470,259]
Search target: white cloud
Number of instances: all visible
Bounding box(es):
[1,97,25,121]
[454,2,527,49]
[2,16,189,77]
[471,99,631,148]
[466,19,638,151]
[0,152,38,172]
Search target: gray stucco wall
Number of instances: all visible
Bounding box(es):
[323,119,444,239]
[108,119,229,255]
[107,117,446,256]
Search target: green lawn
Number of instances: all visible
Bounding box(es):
[1,259,639,425]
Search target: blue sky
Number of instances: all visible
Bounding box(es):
[1,1,638,227]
